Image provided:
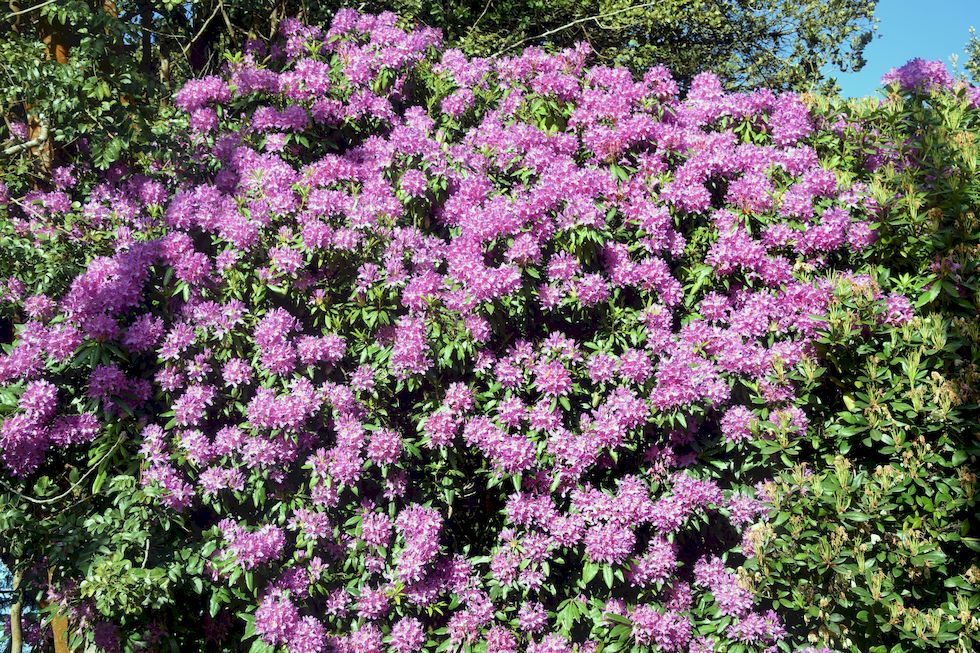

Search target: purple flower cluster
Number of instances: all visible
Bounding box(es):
[881,58,980,108]
[218,520,286,570]
[629,605,692,651]
[0,378,98,476]
[0,10,935,653]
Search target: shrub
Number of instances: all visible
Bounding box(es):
[0,11,977,653]
[747,71,980,652]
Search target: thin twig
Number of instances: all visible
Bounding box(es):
[0,434,125,506]
[5,0,56,19]
[467,0,492,34]
[492,1,657,57]
[181,1,223,57]
[130,22,187,40]
[218,0,236,38]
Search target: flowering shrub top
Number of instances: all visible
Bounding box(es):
[4,11,966,653]
[881,57,980,106]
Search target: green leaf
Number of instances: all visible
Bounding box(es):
[92,469,107,495]
[582,561,598,584]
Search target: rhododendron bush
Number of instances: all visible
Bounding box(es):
[1,11,978,653]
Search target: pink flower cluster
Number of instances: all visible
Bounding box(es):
[0,10,931,653]
[0,380,98,476]
[881,58,980,108]
[217,520,286,571]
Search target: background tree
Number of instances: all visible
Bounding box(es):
[1,1,879,177]
[965,26,980,82]
[412,0,879,91]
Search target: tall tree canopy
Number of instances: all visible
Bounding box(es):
[965,26,980,82]
[415,0,879,90]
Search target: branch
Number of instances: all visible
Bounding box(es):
[3,119,47,155]
[467,0,492,35]
[180,1,223,57]
[0,433,125,506]
[492,2,657,57]
[5,0,56,19]
[218,0,235,37]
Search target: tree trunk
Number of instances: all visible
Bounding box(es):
[35,14,71,172]
[9,568,23,653]
[46,567,70,653]
[39,18,69,64]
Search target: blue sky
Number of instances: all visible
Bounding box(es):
[834,0,980,97]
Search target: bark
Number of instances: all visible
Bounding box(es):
[35,14,71,171]
[7,1,22,28]
[159,40,172,100]
[45,568,69,653]
[39,16,69,64]
[9,568,23,653]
